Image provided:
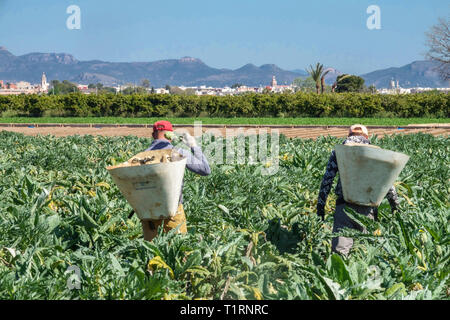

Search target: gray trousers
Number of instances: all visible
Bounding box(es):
[332,202,375,256]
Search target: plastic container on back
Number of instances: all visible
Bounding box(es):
[335,143,409,207]
[107,149,187,220]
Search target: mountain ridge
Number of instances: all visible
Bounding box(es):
[360,60,448,88]
[0,47,447,88]
[0,47,303,87]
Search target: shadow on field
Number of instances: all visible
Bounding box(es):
[265,219,305,254]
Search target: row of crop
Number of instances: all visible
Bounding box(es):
[0,131,448,299]
[0,92,448,118]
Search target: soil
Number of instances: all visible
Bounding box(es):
[1,124,448,139]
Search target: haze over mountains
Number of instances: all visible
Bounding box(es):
[0,47,447,88]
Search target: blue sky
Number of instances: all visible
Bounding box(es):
[0,0,448,74]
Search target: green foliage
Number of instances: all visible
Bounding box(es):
[367,84,377,94]
[141,79,150,89]
[49,80,79,95]
[169,86,196,96]
[336,74,366,93]
[0,131,448,300]
[292,77,317,92]
[307,63,325,94]
[87,83,116,94]
[121,87,148,95]
[0,92,448,118]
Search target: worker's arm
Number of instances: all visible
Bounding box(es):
[176,133,211,176]
[316,150,339,219]
[386,186,399,213]
[177,146,211,176]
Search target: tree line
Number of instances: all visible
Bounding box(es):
[0,92,447,118]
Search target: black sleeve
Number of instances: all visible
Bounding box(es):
[386,186,400,212]
[317,150,339,215]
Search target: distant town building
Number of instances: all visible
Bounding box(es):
[0,72,50,95]
[0,72,447,96]
[409,87,450,94]
[378,78,449,94]
[16,81,32,90]
[40,72,49,92]
[268,75,294,93]
[155,88,170,94]
[236,86,257,93]
[271,76,277,87]
[380,78,409,94]
[390,79,396,90]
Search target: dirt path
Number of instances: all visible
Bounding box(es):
[1,124,448,139]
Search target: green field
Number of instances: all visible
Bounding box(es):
[0,117,449,126]
[0,131,448,299]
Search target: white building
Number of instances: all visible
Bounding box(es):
[378,78,410,94]
[0,72,49,95]
[155,88,170,94]
[16,81,32,90]
[40,72,49,92]
[268,75,294,93]
[410,87,450,94]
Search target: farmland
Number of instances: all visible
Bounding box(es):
[0,131,448,299]
[1,116,450,126]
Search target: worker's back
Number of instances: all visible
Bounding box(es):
[146,138,211,205]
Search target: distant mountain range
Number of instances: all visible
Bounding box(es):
[0,46,447,88]
[360,60,448,88]
[0,47,304,87]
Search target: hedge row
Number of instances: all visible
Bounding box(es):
[0,92,448,118]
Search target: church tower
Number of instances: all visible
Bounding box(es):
[41,72,49,92]
[390,78,396,90]
[271,76,277,87]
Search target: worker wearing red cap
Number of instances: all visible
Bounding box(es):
[140,120,211,241]
[316,124,399,256]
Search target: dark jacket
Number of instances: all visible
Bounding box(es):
[316,135,399,217]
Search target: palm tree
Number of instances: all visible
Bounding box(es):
[307,63,332,94]
[331,82,337,93]
[307,63,323,94]
[320,68,333,93]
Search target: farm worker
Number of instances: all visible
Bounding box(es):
[140,120,211,241]
[316,124,400,256]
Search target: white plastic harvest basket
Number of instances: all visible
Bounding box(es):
[107,149,187,220]
[335,143,409,207]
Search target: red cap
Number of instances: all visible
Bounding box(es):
[153,120,173,132]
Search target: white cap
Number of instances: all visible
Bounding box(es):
[349,124,369,137]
